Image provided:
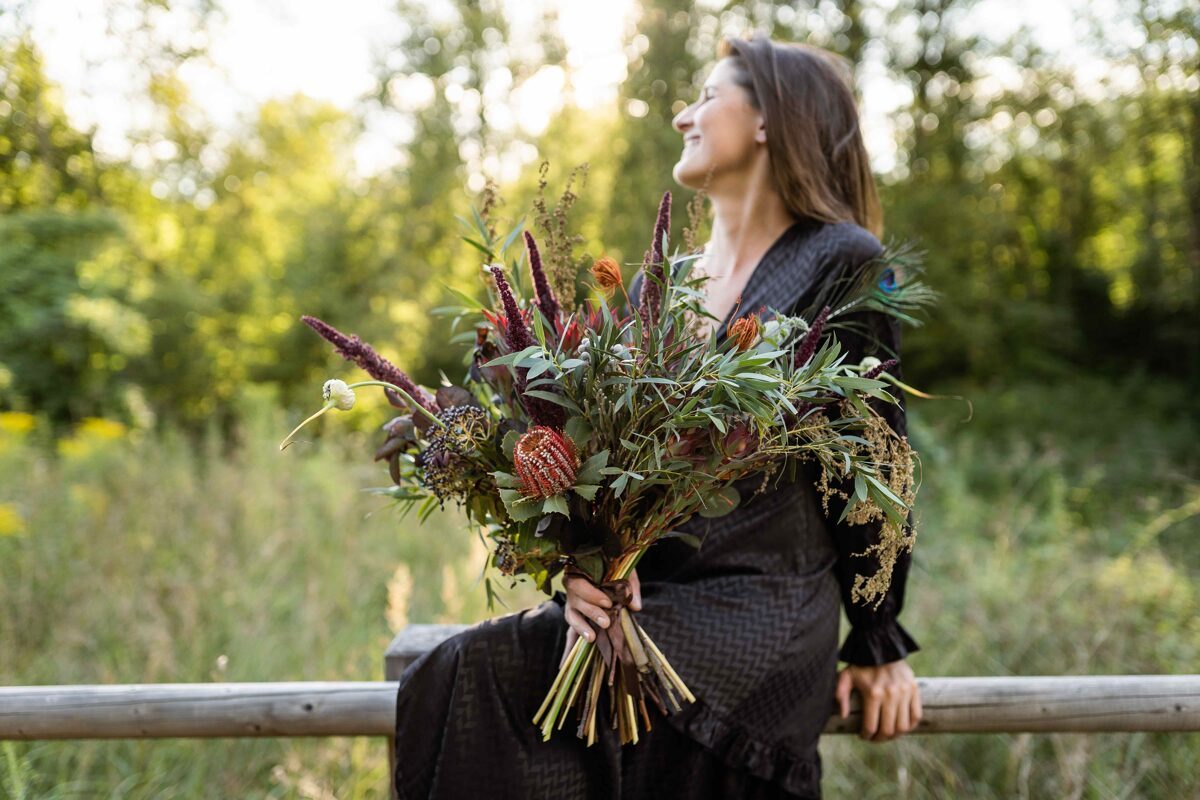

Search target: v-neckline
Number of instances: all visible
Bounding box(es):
[711,219,807,344]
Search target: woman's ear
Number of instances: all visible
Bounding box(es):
[755,114,767,144]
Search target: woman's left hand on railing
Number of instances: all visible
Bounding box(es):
[835,659,923,741]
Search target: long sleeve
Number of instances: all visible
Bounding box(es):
[819,302,922,666]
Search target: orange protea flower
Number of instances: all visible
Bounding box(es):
[729,314,761,352]
[591,256,623,292]
[513,426,579,498]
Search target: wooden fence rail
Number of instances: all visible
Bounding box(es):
[0,625,1197,740]
[2,676,1199,741]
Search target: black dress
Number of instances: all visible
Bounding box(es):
[392,217,921,800]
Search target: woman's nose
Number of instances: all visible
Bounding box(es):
[672,107,692,134]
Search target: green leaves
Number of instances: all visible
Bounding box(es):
[542,494,570,517]
[575,449,610,485]
[698,486,741,518]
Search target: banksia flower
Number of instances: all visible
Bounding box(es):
[513,425,579,498]
[301,315,438,416]
[524,231,561,326]
[591,256,622,292]
[637,191,672,329]
[793,305,831,368]
[728,314,761,352]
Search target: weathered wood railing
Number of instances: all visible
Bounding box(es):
[1,623,1196,741]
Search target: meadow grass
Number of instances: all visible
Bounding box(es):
[1,374,1196,798]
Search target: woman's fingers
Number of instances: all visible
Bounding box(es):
[877,689,899,740]
[910,686,923,729]
[896,689,912,735]
[568,595,613,631]
[563,606,596,643]
[564,572,613,610]
[628,568,642,611]
[835,669,852,719]
[860,687,882,740]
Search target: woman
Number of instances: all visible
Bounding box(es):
[393,35,922,800]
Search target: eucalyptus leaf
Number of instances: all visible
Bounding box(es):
[699,485,740,518]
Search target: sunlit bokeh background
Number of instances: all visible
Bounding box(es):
[1,0,1197,796]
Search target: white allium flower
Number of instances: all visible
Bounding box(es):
[322,379,357,411]
[859,356,882,373]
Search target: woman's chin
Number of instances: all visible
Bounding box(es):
[672,157,711,189]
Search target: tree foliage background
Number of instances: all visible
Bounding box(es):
[1,0,1195,433]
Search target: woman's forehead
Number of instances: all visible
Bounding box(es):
[704,58,739,87]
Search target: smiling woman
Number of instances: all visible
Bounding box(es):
[390,33,922,800]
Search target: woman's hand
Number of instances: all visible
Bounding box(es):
[835,659,922,741]
[559,568,643,668]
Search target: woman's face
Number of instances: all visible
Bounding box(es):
[671,57,765,190]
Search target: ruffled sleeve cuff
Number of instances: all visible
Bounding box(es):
[838,618,921,666]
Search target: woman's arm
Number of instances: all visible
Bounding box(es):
[820,302,922,667]
[814,254,923,741]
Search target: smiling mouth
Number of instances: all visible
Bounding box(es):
[683,136,700,148]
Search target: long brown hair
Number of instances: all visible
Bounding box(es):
[717,35,883,238]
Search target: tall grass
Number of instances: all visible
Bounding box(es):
[821,371,1200,799]
[0,393,542,799]
[1,374,1196,798]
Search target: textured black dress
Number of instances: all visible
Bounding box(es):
[392,217,921,799]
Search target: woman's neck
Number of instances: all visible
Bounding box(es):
[704,184,796,277]
[684,183,796,337]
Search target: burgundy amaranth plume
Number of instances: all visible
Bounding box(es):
[637,191,672,329]
[793,305,831,368]
[300,315,438,415]
[523,231,561,327]
[487,265,566,429]
[488,265,537,353]
[863,357,898,381]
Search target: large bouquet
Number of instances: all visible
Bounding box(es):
[281,188,934,746]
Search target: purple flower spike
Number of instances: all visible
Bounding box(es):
[651,190,671,267]
[488,265,537,353]
[523,231,560,327]
[300,315,438,414]
[486,265,565,429]
[637,191,672,329]
[793,305,831,368]
[863,357,899,380]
